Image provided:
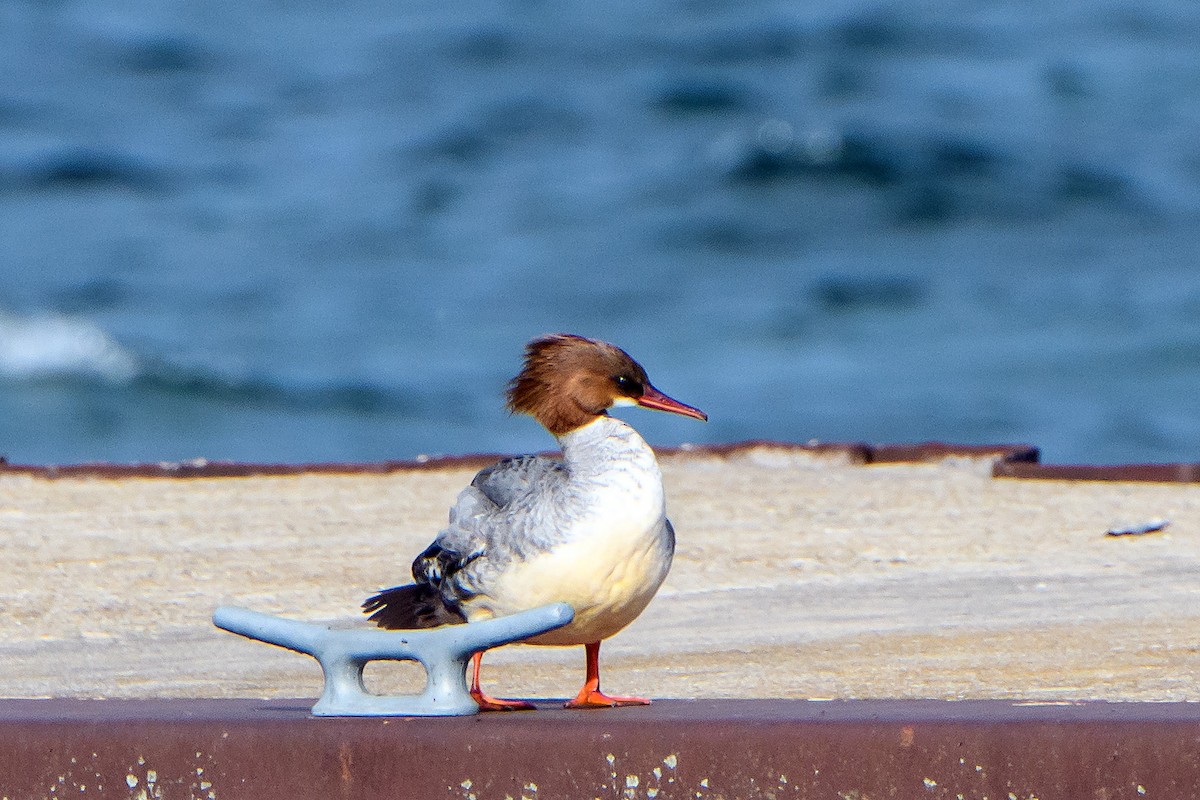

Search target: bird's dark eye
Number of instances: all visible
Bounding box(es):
[614,375,643,396]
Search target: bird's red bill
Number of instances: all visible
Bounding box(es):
[635,385,708,421]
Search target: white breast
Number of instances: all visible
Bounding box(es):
[464,416,675,645]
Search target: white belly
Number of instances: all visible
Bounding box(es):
[465,516,674,646]
[460,414,675,645]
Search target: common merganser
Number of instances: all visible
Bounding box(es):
[363,333,706,710]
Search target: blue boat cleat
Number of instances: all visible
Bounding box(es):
[212,603,574,716]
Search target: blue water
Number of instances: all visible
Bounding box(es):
[3,0,1200,465]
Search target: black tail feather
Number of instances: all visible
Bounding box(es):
[362,584,466,630]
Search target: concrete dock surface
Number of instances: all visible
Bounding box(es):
[1,443,1196,703]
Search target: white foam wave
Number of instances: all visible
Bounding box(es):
[0,312,140,382]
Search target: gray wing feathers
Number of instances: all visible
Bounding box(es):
[471,455,566,507]
[416,455,569,607]
[367,455,568,628]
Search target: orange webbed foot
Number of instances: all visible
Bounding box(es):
[564,689,651,709]
[468,650,535,711]
[471,688,536,712]
[565,641,650,709]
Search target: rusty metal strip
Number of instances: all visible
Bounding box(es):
[868,441,1039,464]
[1,699,1197,799]
[0,441,1044,480]
[993,460,1200,483]
[0,453,504,479]
[10,439,1200,483]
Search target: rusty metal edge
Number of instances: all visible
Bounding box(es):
[0,440,1042,480]
[6,440,1199,483]
[993,460,1200,483]
[1,699,1198,799]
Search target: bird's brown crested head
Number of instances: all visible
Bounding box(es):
[506,333,707,436]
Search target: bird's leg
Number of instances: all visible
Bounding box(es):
[564,641,650,709]
[468,651,535,712]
